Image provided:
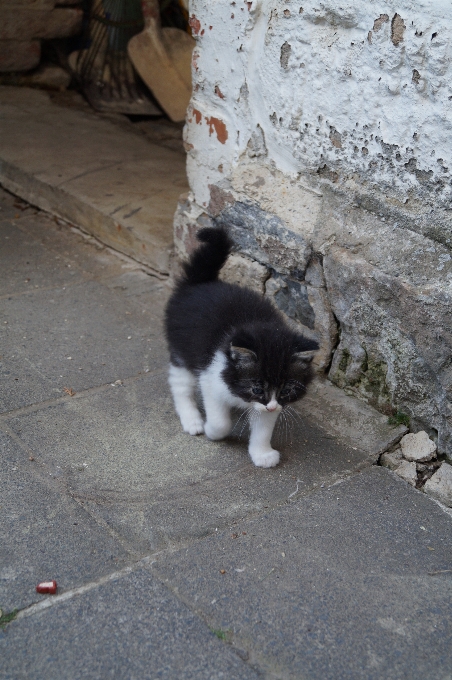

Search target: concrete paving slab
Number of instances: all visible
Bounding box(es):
[0,430,130,612]
[1,194,129,283]
[0,204,170,413]
[0,86,188,272]
[0,276,168,412]
[5,371,378,554]
[2,186,450,678]
[0,216,86,296]
[0,568,261,680]
[0,188,173,286]
[152,467,452,680]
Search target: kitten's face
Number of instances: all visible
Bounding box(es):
[223,341,317,412]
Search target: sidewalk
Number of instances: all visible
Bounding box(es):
[1,189,451,679]
[0,100,451,678]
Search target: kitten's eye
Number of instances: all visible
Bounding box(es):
[280,385,292,396]
[252,386,264,396]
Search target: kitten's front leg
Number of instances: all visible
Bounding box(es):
[199,372,232,441]
[168,364,204,435]
[248,409,280,468]
[203,401,232,441]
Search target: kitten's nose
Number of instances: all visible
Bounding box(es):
[266,399,278,412]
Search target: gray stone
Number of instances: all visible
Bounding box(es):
[152,467,452,680]
[394,460,418,486]
[219,253,268,294]
[300,379,407,461]
[0,568,260,680]
[214,201,312,277]
[265,273,315,328]
[400,431,437,463]
[264,270,338,372]
[380,448,403,471]
[318,184,452,461]
[424,462,452,507]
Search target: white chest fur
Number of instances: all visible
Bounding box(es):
[168,351,281,468]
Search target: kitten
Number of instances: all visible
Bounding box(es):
[165,227,318,468]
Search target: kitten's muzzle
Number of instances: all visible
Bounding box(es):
[266,398,280,412]
[252,397,281,413]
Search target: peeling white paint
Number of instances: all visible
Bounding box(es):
[186,0,452,207]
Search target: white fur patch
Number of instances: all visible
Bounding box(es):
[199,351,246,440]
[168,364,204,435]
[169,351,281,467]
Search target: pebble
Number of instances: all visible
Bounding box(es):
[424,463,452,507]
[380,449,403,471]
[394,460,418,486]
[400,431,436,463]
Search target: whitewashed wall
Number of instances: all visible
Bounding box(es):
[186,0,452,208]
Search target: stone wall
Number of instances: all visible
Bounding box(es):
[174,0,452,458]
[0,0,82,72]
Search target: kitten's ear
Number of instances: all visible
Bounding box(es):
[292,337,318,365]
[291,350,317,365]
[230,345,257,364]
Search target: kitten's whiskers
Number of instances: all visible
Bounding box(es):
[232,407,253,438]
[285,405,304,426]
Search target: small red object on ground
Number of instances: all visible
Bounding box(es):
[36,580,57,594]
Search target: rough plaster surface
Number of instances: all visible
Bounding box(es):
[186,0,452,210]
[178,0,452,456]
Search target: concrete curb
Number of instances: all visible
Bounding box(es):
[300,378,408,463]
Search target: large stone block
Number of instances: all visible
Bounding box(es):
[0,40,40,72]
[265,273,315,330]
[214,200,312,278]
[324,244,452,458]
[2,1,55,7]
[219,252,268,294]
[0,8,82,41]
[424,463,452,507]
[264,257,338,373]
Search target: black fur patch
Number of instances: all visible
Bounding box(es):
[165,228,318,405]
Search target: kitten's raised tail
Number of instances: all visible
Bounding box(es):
[182,227,233,285]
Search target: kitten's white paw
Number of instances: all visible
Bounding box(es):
[182,418,204,435]
[249,448,280,468]
[204,422,231,441]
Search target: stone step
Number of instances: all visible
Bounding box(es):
[0,86,188,274]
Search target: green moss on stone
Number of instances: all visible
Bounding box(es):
[338,348,351,373]
[0,608,18,629]
[388,411,411,427]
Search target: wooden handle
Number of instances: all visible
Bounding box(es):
[141,0,160,29]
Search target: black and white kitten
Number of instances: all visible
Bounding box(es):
[165,227,318,468]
